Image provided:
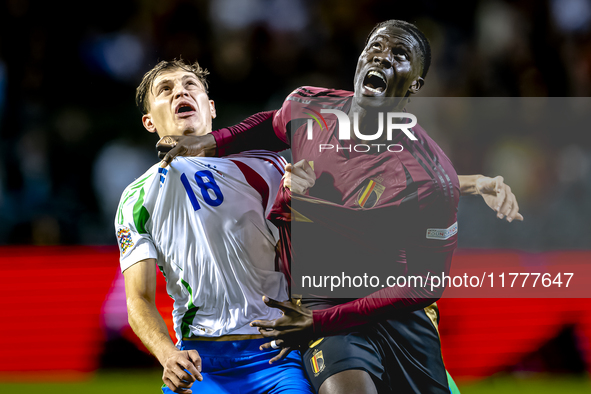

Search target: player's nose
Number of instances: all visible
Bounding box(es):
[373,54,392,69]
[174,85,190,99]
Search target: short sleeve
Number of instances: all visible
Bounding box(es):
[114,173,158,272]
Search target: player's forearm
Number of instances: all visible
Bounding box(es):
[312,295,436,335]
[212,110,289,156]
[458,174,484,196]
[312,285,441,335]
[312,250,452,335]
[127,296,179,366]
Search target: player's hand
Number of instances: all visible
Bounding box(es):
[250,296,313,362]
[284,160,315,194]
[161,349,203,394]
[156,134,217,168]
[258,338,297,364]
[476,176,524,222]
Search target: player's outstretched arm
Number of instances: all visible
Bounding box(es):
[459,174,524,222]
[156,110,289,166]
[124,259,203,393]
[252,249,450,342]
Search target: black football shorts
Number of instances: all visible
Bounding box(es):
[301,306,449,394]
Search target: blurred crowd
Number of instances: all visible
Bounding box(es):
[0,0,590,248]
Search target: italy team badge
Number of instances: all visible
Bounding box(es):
[356,175,386,208]
[310,349,325,376]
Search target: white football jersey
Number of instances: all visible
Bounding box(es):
[115,151,288,341]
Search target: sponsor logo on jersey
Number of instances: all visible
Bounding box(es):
[356,175,386,208]
[117,227,134,254]
[426,222,458,240]
[193,325,215,335]
[310,349,325,375]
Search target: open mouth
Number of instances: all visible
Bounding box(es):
[175,102,196,115]
[363,70,387,94]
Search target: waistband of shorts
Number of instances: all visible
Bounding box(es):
[179,336,274,356]
[182,334,264,341]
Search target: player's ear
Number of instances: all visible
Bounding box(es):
[142,113,157,134]
[408,77,424,95]
[209,100,216,119]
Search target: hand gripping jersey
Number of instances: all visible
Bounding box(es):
[212,87,460,335]
[115,151,288,341]
[271,87,460,333]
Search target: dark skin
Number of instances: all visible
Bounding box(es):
[349,26,424,146]
[251,296,313,363]
[156,26,423,157]
[251,26,427,394]
[156,24,523,394]
[157,133,216,168]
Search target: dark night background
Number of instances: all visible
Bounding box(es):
[1,0,590,248]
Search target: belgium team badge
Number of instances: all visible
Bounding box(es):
[310,349,325,376]
[356,175,386,208]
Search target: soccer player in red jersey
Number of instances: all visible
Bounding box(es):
[157,20,521,394]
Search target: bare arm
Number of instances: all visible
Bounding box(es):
[458,174,523,222]
[124,259,203,393]
[458,174,483,196]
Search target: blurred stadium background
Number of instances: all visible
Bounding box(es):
[1,0,590,392]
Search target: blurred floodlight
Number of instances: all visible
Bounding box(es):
[82,33,146,82]
[265,0,308,32]
[210,0,308,32]
[551,0,591,33]
[210,0,264,29]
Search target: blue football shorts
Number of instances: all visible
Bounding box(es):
[161,338,313,394]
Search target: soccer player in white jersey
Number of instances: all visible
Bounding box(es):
[116,59,313,394]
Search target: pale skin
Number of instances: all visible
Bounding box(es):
[142,68,217,152]
[151,29,524,393]
[124,260,202,393]
[125,67,217,393]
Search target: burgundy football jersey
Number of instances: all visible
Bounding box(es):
[213,86,460,334]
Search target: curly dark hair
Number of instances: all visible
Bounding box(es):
[136,59,209,114]
[365,20,431,79]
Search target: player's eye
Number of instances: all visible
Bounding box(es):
[371,42,382,50]
[393,49,407,60]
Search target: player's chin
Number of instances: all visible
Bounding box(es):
[180,123,202,136]
[355,93,388,109]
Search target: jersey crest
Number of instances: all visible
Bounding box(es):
[310,349,325,376]
[355,175,386,209]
